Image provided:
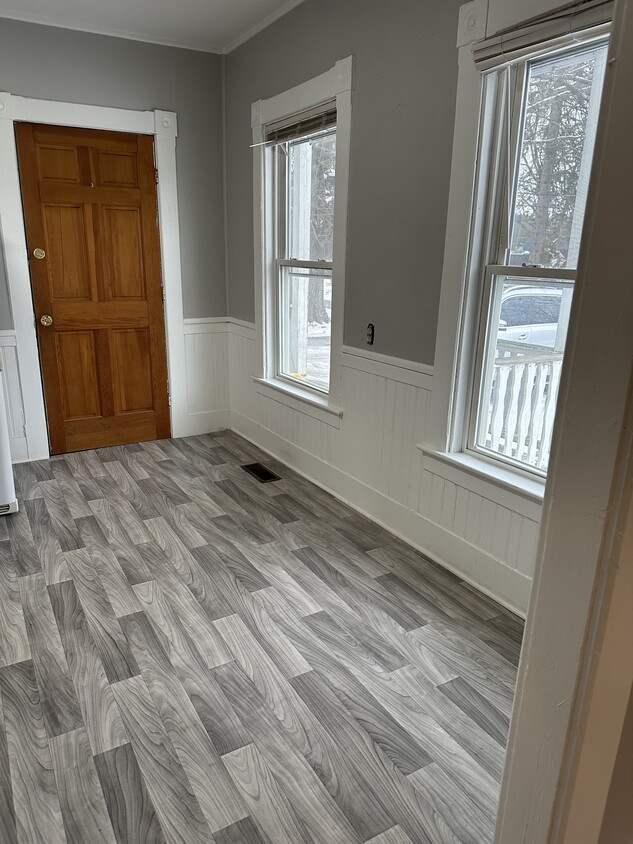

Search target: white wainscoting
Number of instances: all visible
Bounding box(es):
[2,314,539,612]
[228,320,539,615]
[0,331,28,462]
[2,320,231,461]
[181,318,231,435]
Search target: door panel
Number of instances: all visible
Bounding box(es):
[16,123,170,454]
[98,151,138,187]
[43,204,93,301]
[56,331,101,420]
[103,206,145,300]
[111,329,153,413]
[37,145,81,183]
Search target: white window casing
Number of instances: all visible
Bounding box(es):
[251,57,353,427]
[424,1,610,503]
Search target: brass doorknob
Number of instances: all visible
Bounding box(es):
[33,248,46,260]
[40,314,53,327]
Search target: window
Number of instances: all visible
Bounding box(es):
[468,38,608,476]
[276,125,336,393]
[251,58,352,421]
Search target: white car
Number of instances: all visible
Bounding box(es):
[498,285,562,348]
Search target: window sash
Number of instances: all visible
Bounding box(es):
[467,265,575,476]
[465,36,608,477]
[504,41,608,270]
[481,35,608,269]
[273,130,336,395]
[276,262,333,394]
[276,128,337,264]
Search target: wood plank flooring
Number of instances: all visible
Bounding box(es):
[0,431,524,843]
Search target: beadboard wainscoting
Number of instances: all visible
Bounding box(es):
[0,331,28,462]
[3,320,231,462]
[227,320,539,615]
[181,318,231,435]
[3,315,540,612]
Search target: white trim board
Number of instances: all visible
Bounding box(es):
[0,330,28,462]
[341,345,433,391]
[341,344,433,376]
[421,449,544,518]
[253,377,343,428]
[183,318,232,335]
[251,56,353,419]
[224,317,436,387]
[231,409,530,616]
[495,0,633,837]
[182,316,260,337]
[0,93,190,458]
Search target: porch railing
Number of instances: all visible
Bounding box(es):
[483,340,564,472]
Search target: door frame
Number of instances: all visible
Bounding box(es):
[0,92,186,460]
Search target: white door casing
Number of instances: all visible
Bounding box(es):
[0,93,186,459]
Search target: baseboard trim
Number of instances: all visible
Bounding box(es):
[8,438,28,462]
[173,409,231,438]
[230,410,530,617]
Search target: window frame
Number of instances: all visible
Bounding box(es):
[462,33,610,480]
[274,127,336,396]
[251,58,353,426]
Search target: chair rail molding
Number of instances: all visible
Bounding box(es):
[227,319,536,614]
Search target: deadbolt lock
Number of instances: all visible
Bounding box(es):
[33,248,46,260]
[40,314,53,327]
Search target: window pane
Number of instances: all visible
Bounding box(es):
[509,42,607,269]
[287,130,336,261]
[499,293,561,333]
[476,276,572,473]
[279,266,332,392]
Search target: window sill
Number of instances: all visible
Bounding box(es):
[253,377,343,428]
[418,444,545,520]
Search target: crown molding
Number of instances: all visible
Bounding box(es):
[0,10,224,52]
[222,0,306,53]
[0,0,309,55]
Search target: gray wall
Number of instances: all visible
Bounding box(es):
[224,0,463,364]
[1,2,463,362]
[0,18,226,330]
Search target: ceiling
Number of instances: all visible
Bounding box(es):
[0,0,307,53]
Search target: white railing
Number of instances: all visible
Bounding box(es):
[484,341,564,471]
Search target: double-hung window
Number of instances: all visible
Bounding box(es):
[467,32,609,477]
[251,58,352,421]
[272,109,337,394]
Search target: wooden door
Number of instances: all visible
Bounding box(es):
[15,123,170,454]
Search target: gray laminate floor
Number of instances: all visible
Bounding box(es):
[0,431,523,844]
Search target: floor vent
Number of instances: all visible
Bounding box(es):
[241,462,281,483]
